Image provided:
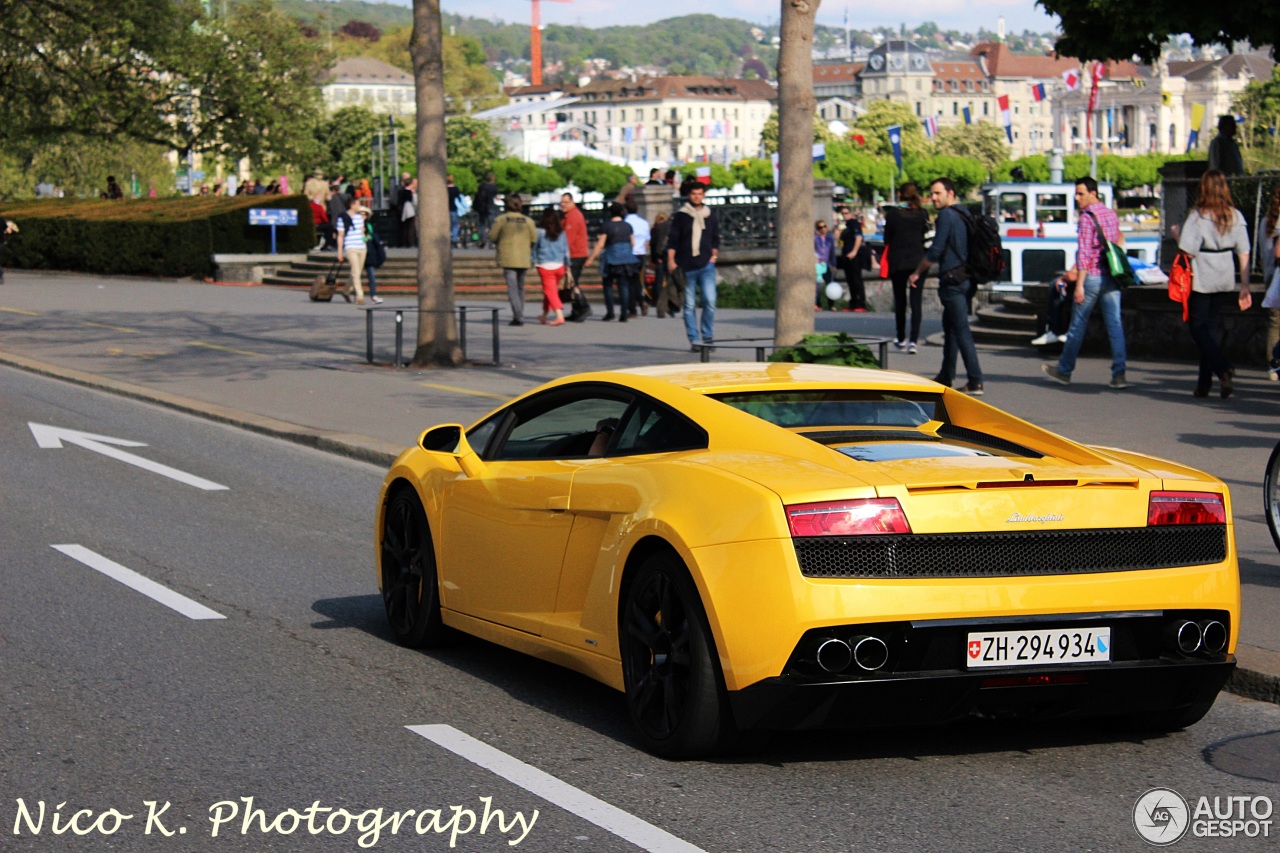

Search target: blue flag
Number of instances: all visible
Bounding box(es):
[887,125,903,177]
[962,106,972,125]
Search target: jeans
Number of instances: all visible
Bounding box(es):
[366,262,377,299]
[503,268,527,321]
[682,263,717,343]
[936,279,981,385]
[602,263,636,317]
[449,211,460,245]
[1057,273,1126,378]
[1186,290,1234,387]
[890,271,922,343]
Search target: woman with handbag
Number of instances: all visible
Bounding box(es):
[1177,170,1252,398]
[882,183,929,353]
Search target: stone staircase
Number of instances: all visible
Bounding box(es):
[261,248,603,298]
[923,284,1061,351]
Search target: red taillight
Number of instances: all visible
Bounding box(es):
[786,498,912,537]
[1146,491,1226,526]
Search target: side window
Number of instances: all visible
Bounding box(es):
[465,417,501,457]
[614,400,707,455]
[494,394,631,460]
[999,193,1027,224]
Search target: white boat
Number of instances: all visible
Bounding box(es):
[981,181,1160,289]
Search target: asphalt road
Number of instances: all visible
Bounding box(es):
[5,367,1280,852]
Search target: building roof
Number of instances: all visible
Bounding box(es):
[1176,53,1274,82]
[472,96,581,121]
[571,75,776,103]
[813,62,865,84]
[327,57,412,86]
[969,41,1142,82]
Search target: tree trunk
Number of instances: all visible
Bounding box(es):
[409,0,462,366]
[774,0,821,347]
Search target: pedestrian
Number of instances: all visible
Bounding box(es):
[0,217,17,284]
[813,220,837,310]
[664,169,678,187]
[364,213,386,304]
[489,194,537,326]
[908,177,983,395]
[311,199,335,250]
[474,172,500,248]
[836,205,867,312]
[1041,176,1129,390]
[354,179,373,199]
[649,212,679,317]
[645,168,664,186]
[624,197,651,317]
[533,208,568,326]
[884,183,929,351]
[326,190,349,247]
[336,198,372,306]
[397,175,417,248]
[446,174,462,248]
[1260,184,1280,382]
[615,173,640,206]
[584,202,636,322]
[1029,274,1072,346]
[1175,169,1252,398]
[666,180,720,349]
[304,169,328,205]
[560,193,590,286]
[106,176,124,199]
[1208,115,1244,177]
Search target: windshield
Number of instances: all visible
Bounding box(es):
[710,390,942,429]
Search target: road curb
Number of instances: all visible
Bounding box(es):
[3,346,1278,711]
[0,349,400,469]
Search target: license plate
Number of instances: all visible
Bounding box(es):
[966,627,1111,669]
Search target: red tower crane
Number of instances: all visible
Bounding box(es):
[529,0,572,87]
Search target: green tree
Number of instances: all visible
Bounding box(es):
[761,112,839,155]
[0,0,329,169]
[315,107,386,180]
[852,100,933,160]
[1233,67,1280,172]
[444,116,505,178]
[492,158,561,196]
[675,163,734,190]
[995,155,1051,183]
[932,122,1010,175]
[819,142,896,199]
[357,25,505,113]
[731,158,776,192]
[904,155,988,196]
[1039,0,1276,61]
[551,156,632,196]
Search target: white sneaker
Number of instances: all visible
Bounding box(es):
[371,296,384,304]
[908,342,918,354]
[893,340,907,351]
[1030,331,1059,346]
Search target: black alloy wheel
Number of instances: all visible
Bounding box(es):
[380,488,446,647]
[619,553,729,758]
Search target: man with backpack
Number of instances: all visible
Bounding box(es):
[908,177,984,395]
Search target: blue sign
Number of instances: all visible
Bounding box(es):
[249,208,298,226]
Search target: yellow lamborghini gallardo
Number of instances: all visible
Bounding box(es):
[375,364,1238,758]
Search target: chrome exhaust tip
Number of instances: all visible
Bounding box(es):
[851,635,890,671]
[1198,620,1227,655]
[1167,620,1203,655]
[815,638,852,673]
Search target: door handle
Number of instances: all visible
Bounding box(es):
[546,495,570,511]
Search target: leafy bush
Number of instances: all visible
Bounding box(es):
[492,158,561,196]
[0,195,314,277]
[552,156,632,196]
[767,332,881,368]
[715,276,776,308]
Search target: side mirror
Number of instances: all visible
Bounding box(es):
[418,424,486,478]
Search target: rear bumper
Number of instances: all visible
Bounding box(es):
[728,658,1235,731]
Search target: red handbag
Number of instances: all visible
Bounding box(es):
[878,244,891,279]
[1168,251,1192,322]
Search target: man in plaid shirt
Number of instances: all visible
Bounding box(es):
[1042,176,1129,389]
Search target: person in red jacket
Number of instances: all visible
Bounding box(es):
[560,193,590,285]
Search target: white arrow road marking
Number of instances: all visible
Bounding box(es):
[29,422,228,491]
[51,545,226,621]
[406,724,706,853]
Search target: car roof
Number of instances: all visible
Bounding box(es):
[604,362,941,395]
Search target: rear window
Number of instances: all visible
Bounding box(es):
[710,390,942,429]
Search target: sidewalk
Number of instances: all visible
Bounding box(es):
[1,269,1278,705]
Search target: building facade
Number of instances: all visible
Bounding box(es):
[322,57,415,116]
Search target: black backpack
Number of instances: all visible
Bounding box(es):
[954,207,1005,285]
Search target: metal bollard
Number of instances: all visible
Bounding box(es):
[491,308,500,365]
[459,306,468,363]
[365,309,375,364]
[394,310,404,367]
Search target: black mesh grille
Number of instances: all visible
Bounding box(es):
[794,526,1228,579]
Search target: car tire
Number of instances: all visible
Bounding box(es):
[1265,440,1280,554]
[380,487,447,648]
[619,552,731,759]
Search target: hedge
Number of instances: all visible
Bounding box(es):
[0,195,315,278]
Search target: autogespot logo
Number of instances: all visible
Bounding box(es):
[1134,788,1191,846]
